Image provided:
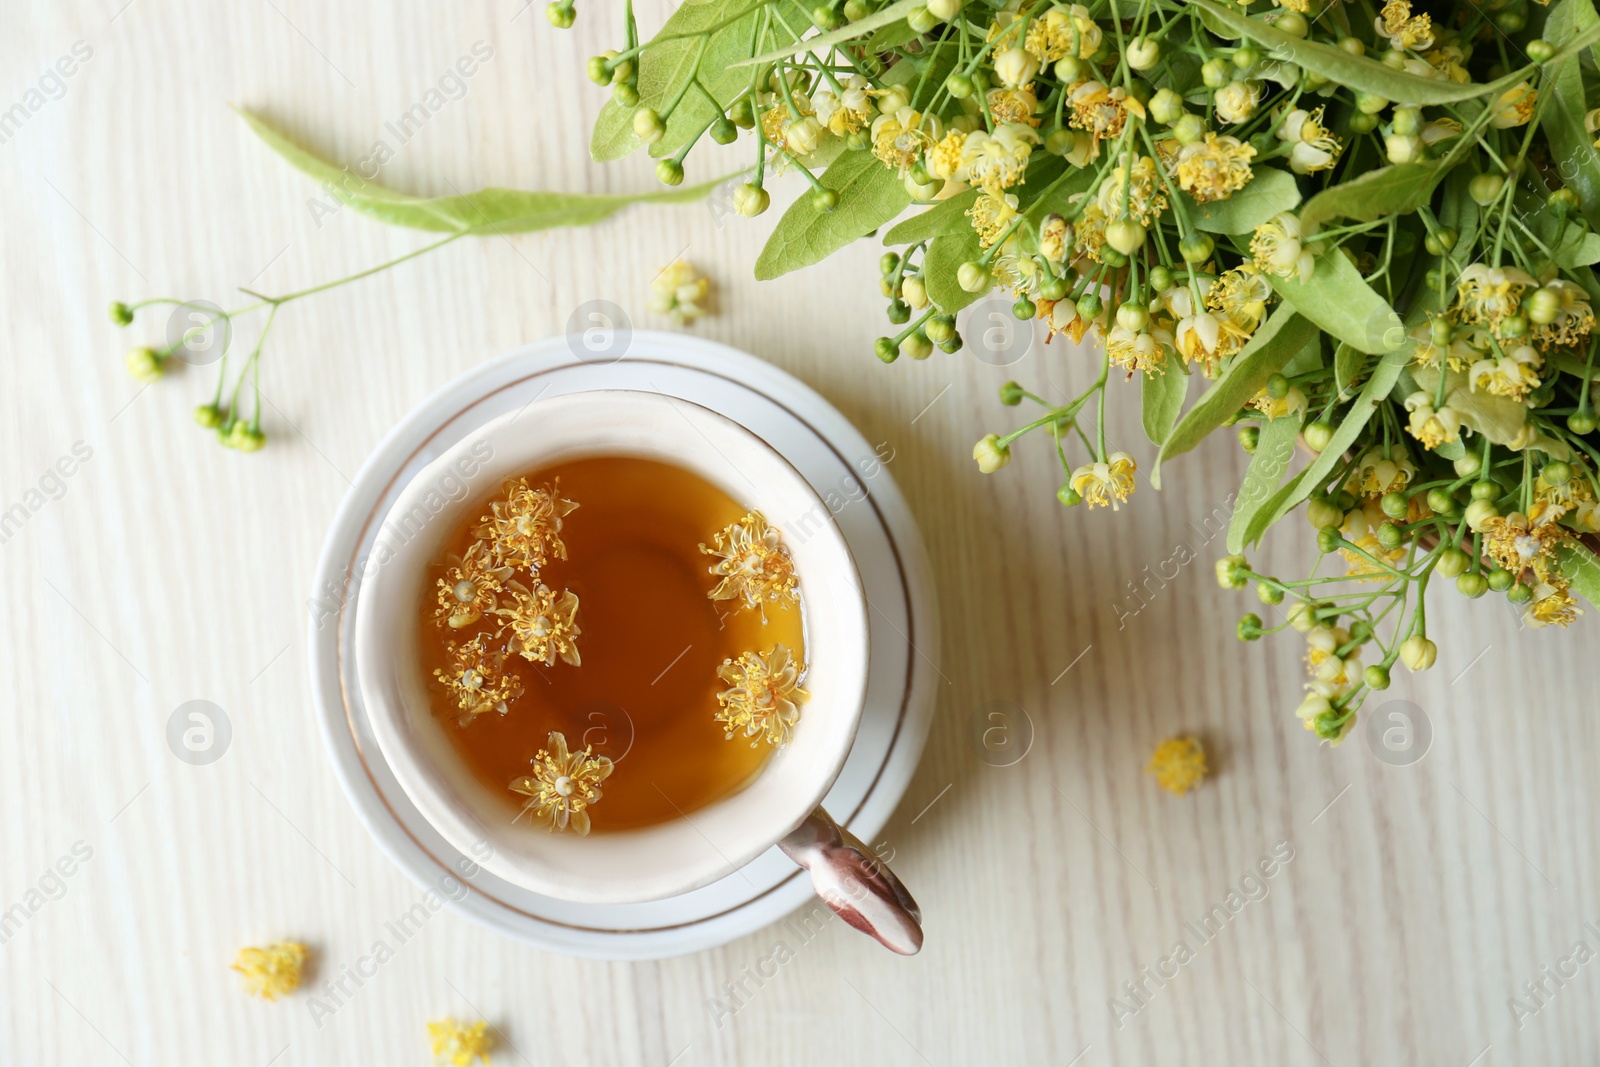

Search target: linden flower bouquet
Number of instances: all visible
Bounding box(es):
[552,0,1600,744]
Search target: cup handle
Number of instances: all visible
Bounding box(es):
[777,806,923,955]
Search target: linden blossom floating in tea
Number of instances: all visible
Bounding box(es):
[418,457,810,836]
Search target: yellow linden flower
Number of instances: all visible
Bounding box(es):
[1407,318,1476,372]
[1338,531,1405,581]
[434,635,525,726]
[1451,264,1538,330]
[1174,133,1256,204]
[1305,625,1364,682]
[1276,107,1343,175]
[716,644,811,748]
[1403,391,1462,451]
[434,541,513,630]
[1479,510,1566,575]
[958,123,1040,190]
[926,130,968,181]
[1251,212,1313,281]
[987,86,1042,127]
[474,478,577,571]
[1037,213,1071,265]
[1070,451,1138,509]
[427,1017,493,1067]
[1068,81,1137,141]
[1024,5,1101,62]
[1096,153,1168,225]
[1207,264,1272,333]
[700,510,800,617]
[1146,737,1206,796]
[1530,280,1595,349]
[1107,323,1170,376]
[510,731,613,835]
[759,91,818,154]
[231,941,307,1001]
[871,106,939,173]
[1467,344,1541,401]
[813,74,875,136]
[1071,199,1109,261]
[493,581,582,667]
[1374,0,1434,50]
[1251,384,1308,421]
[648,259,711,325]
[1490,82,1538,129]
[1524,578,1582,628]
[1349,447,1417,496]
[967,190,1021,248]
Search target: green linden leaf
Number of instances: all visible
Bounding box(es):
[1244,344,1413,542]
[924,225,985,313]
[1141,365,1189,446]
[590,0,811,163]
[1297,162,1444,234]
[739,0,923,66]
[1544,0,1600,231]
[238,109,724,234]
[1266,250,1410,356]
[1227,414,1301,554]
[1152,306,1319,487]
[1191,0,1600,105]
[1186,166,1301,235]
[882,188,981,246]
[1558,540,1600,607]
[754,150,911,279]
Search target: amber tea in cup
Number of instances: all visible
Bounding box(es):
[417,456,807,834]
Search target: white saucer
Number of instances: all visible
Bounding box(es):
[306,331,939,960]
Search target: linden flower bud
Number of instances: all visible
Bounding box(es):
[1214,81,1261,124]
[1296,692,1333,722]
[1149,88,1185,125]
[904,330,934,360]
[902,276,929,310]
[633,107,666,144]
[1385,133,1425,164]
[927,0,962,19]
[785,116,824,156]
[1464,499,1499,530]
[1399,635,1437,672]
[109,301,134,326]
[994,47,1039,89]
[194,403,225,429]
[1105,219,1147,255]
[1172,113,1205,144]
[957,261,992,293]
[1215,554,1249,590]
[1126,37,1160,70]
[126,346,165,383]
[1287,601,1319,633]
[545,1,575,28]
[733,183,770,217]
[973,434,1011,474]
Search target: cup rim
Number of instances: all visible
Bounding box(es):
[353,389,870,904]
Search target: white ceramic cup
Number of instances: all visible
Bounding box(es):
[355,390,922,953]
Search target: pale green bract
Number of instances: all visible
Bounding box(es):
[238,109,725,234]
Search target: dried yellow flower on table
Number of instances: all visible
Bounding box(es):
[427,1017,492,1066]
[474,478,576,571]
[231,941,307,1001]
[1146,737,1207,796]
[716,644,810,748]
[700,511,799,618]
[648,260,711,325]
[510,731,613,835]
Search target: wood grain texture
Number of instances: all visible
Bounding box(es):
[1,3,1597,1064]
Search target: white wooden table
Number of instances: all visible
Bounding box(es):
[4,3,1598,1064]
